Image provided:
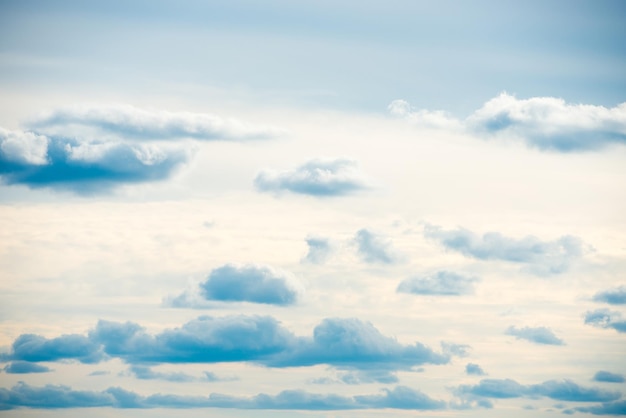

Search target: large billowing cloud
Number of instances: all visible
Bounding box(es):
[397,271,478,296]
[4,315,453,371]
[0,382,446,410]
[424,224,586,275]
[390,93,626,152]
[354,229,401,264]
[27,104,285,141]
[455,378,622,403]
[199,264,302,306]
[254,158,369,197]
[593,286,626,305]
[505,325,565,346]
[584,309,626,334]
[0,128,189,193]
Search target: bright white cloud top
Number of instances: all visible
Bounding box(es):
[0,1,625,418]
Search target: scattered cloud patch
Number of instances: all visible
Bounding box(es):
[455,378,621,403]
[124,365,235,383]
[584,309,626,333]
[593,371,625,383]
[354,229,401,264]
[593,286,626,305]
[5,333,103,364]
[391,93,626,152]
[28,104,285,141]
[0,382,446,410]
[573,400,626,415]
[424,224,586,275]
[397,271,478,296]
[303,235,334,264]
[254,158,369,197]
[0,128,189,193]
[2,361,51,374]
[505,326,565,345]
[199,264,302,306]
[466,363,486,376]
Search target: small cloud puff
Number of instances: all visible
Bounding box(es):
[199,264,303,306]
[397,271,478,296]
[354,229,402,264]
[465,363,486,376]
[424,224,586,275]
[505,326,565,346]
[593,286,626,305]
[28,104,285,141]
[303,235,334,264]
[584,309,626,334]
[593,371,625,383]
[254,158,369,197]
[390,93,626,152]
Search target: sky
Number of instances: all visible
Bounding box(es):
[0,0,625,417]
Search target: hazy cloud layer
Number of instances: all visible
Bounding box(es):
[4,316,452,371]
[424,224,585,275]
[254,158,369,197]
[354,229,401,265]
[0,382,445,410]
[199,264,302,306]
[593,286,626,305]
[593,371,625,383]
[391,93,626,152]
[584,309,626,333]
[455,378,622,402]
[0,128,189,193]
[397,271,478,296]
[28,104,285,141]
[505,326,565,346]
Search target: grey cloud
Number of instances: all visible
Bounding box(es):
[584,309,626,334]
[397,271,478,296]
[254,158,369,197]
[0,129,189,193]
[0,382,446,411]
[424,224,586,275]
[199,264,302,306]
[593,371,625,383]
[354,229,401,264]
[505,326,565,345]
[593,286,626,305]
[455,378,621,403]
[2,361,51,374]
[28,104,285,141]
[391,94,626,152]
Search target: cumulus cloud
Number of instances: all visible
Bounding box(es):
[0,129,189,193]
[397,271,478,296]
[455,378,621,403]
[505,326,565,346]
[354,229,401,264]
[593,286,626,305]
[424,224,586,275]
[390,93,626,152]
[466,363,486,376]
[254,158,369,197]
[0,382,446,411]
[2,361,51,374]
[584,309,626,333]
[303,235,334,264]
[199,264,302,306]
[5,315,453,372]
[28,104,285,141]
[593,371,625,383]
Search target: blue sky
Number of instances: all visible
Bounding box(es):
[0,1,625,417]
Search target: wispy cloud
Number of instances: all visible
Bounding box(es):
[424,224,586,275]
[390,93,626,152]
[584,309,626,334]
[302,235,334,264]
[28,104,285,141]
[254,158,369,197]
[505,326,565,346]
[397,271,478,296]
[0,382,446,410]
[354,229,401,264]
[124,365,235,383]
